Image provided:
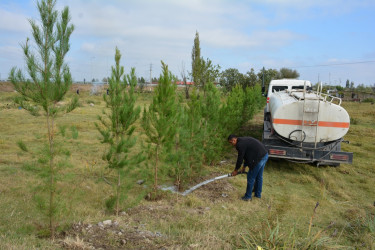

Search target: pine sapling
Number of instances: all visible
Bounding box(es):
[165,106,190,190]
[96,47,143,216]
[200,82,224,165]
[184,88,204,177]
[142,61,178,198]
[222,84,245,134]
[241,84,263,126]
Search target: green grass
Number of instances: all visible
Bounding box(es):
[0,88,374,248]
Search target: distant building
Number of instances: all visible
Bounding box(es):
[175,81,194,85]
[149,81,195,85]
[327,89,340,97]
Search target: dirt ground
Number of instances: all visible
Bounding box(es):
[0,82,14,92]
[183,172,236,202]
[60,219,175,249]
[58,173,237,249]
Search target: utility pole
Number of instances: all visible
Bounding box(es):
[261,67,265,94]
[329,72,331,85]
[262,67,264,86]
[149,63,152,84]
[91,56,95,83]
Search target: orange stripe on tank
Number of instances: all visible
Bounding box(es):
[273,118,349,128]
[273,118,302,125]
[318,121,350,128]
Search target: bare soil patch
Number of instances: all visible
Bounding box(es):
[0,82,14,92]
[59,219,174,249]
[190,173,236,202]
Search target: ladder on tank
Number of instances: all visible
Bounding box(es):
[300,82,322,149]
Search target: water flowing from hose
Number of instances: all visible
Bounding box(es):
[161,174,231,196]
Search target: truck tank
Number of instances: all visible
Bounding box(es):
[262,81,353,165]
[269,90,350,143]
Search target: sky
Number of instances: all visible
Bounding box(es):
[1,0,375,86]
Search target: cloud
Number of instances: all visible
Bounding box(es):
[255,0,374,9]
[0,45,22,56]
[63,1,267,38]
[1,0,374,85]
[363,51,375,59]
[62,0,301,59]
[0,45,25,79]
[0,9,29,33]
[81,42,96,52]
[57,0,293,78]
[201,29,303,49]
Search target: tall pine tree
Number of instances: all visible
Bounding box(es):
[191,31,202,90]
[9,0,76,239]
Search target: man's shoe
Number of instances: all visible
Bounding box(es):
[241,196,252,201]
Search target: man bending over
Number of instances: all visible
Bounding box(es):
[228,134,269,201]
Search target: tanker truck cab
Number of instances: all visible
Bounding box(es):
[262,79,353,166]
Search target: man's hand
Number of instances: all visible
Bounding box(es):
[240,166,247,174]
[231,170,238,176]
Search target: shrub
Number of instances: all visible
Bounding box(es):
[362,98,375,103]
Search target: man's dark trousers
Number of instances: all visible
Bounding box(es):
[244,153,268,199]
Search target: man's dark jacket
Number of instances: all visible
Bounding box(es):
[235,137,267,171]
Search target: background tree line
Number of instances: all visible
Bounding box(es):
[189,31,299,94]
[315,80,375,95]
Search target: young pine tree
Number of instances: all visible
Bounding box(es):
[184,88,204,177]
[96,47,143,216]
[9,0,76,239]
[200,82,224,165]
[222,84,263,136]
[142,61,178,197]
[164,105,189,190]
[221,84,245,134]
[241,84,263,126]
[164,88,205,190]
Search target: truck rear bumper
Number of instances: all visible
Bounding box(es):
[264,144,353,165]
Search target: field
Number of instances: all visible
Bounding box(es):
[0,84,374,249]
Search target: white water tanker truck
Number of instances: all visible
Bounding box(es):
[262,79,353,166]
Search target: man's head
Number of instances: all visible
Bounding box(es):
[228,134,238,146]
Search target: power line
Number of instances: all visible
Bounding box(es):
[290,60,375,69]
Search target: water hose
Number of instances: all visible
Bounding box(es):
[161,172,247,196]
